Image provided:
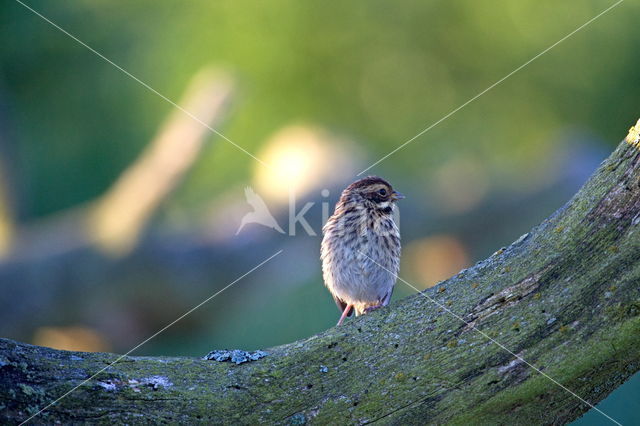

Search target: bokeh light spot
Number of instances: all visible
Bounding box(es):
[404,235,470,289]
[32,325,111,353]
[254,126,355,203]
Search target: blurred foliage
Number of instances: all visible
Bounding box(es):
[1,0,638,219]
[1,1,639,423]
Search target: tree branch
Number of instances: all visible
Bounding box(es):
[2,126,640,424]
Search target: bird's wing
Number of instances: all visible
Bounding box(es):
[244,186,270,211]
[358,244,395,302]
[381,286,394,306]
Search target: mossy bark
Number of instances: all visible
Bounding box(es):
[2,137,640,425]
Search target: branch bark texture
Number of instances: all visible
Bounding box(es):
[2,135,640,425]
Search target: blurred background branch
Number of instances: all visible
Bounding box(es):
[6,67,233,260]
[88,68,233,255]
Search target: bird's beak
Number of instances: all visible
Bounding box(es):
[391,191,405,200]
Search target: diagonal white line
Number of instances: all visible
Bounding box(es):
[357,0,624,176]
[13,0,272,170]
[357,250,622,426]
[19,249,284,425]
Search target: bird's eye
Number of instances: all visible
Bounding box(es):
[378,188,387,196]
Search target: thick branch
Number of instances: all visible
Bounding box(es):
[2,133,640,424]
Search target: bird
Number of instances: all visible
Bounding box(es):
[321,176,404,326]
[236,187,285,235]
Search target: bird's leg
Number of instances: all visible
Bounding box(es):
[364,304,383,314]
[337,304,353,326]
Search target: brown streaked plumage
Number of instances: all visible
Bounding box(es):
[321,176,404,326]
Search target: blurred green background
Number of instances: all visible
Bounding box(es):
[0,1,638,423]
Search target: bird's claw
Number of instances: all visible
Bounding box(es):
[364,304,382,314]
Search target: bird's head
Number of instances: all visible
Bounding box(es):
[342,176,404,213]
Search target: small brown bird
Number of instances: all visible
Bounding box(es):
[321,176,404,326]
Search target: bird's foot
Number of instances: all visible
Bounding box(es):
[337,304,354,326]
[364,304,383,314]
